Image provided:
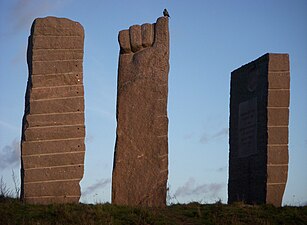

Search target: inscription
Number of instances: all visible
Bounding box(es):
[238,97,257,157]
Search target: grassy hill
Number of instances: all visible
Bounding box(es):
[1,197,306,225]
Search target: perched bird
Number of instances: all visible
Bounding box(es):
[163,8,170,17]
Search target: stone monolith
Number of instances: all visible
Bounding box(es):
[112,16,170,207]
[21,17,85,204]
[228,53,290,206]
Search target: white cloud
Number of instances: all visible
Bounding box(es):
[7,0,69,34]
[175,177,223,198]
[0,139,20,169]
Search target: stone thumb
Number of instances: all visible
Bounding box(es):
[154,16,169,47]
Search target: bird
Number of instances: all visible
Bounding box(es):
[163,8,170,17]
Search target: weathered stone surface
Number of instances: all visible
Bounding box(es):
[33,49,83,61]
[268,54,290,71]
[228,53,290,207]
[266,184,287,206]
[268,72,290,89]
[22,139,84,155]
[267,165,288,183]
[32,60,83,75]
[26,112,84,127]
[112,17,169,207]
[24,180,81,197]
[268,127,288,144]
[24,165,84,182]
[31,73,83,88]
[21,17,85,204]
[30,97,84,114]
[33,17,84,36]
[267,146,289,165]
[24,125,85,142]
[268,108,289,126]
[31,85,84,100]
[32,36,84,49]
[22,152,85,169]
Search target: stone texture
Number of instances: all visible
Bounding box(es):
[22,139,84,156]
[24,165,84,182]
[21,17,85,204]
[112,17,169,207]
[30,97,84,114]
[22,152,85,169]
[31,73,83,88]
[24,180,80,197]
[228,53,290,207]
[26,112,84,127]
[24,125,85,141]
[32,60,83,75]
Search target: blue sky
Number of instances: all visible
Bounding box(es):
[0,0,306,205]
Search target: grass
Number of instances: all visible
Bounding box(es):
[0,197,306,225]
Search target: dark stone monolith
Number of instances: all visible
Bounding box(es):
[228,53,290,206]
[21,17,85,204]
[112,16,169,207]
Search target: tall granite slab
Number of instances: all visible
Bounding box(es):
[21,17,85,204]
[228,53,290,206]
[112,17,169,207]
